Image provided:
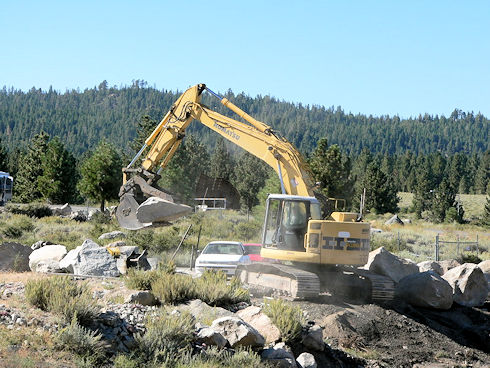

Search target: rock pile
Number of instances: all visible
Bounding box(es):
[365,247,489,309]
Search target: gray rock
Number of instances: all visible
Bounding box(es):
[296,352,317,368]
[124,291,157,306]
[438,259,461,275]
[34,259,64,273]
[261,342,297,368]
[99,231,126,240]
[442,263,488,307]
[178,299,234,323]
[107,241,128,249]
[30,240,53,250]
[59,239,119,277]
[146,257,159,270]
[210,316,265,348]
[364,247,419,282]
[417,261,444,276]
[70,211,87,222]
[301,324,324,351]
[53,203,72,216]
[0,243,32,272]
[236,305,281,344]
[29,244,67,273]
[196,327,227,348]
[396,271,453,310]
[478,260,490,295]
[384,214,404,225]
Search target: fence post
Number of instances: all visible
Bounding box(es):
[435,234,439,261]
[476,234,479,256]
[457,235,460,256]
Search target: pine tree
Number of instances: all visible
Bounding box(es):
[13,132,50,203]
[482,196,490,226]
[412,158,434,218]
[474,150,489,194]
[78,140,122,211]
[37,137,78,204]
[232,152,268,210]
[309,138,353,204]
[356,163,399,214]
[209,137,233,180]
[430,178,457,223]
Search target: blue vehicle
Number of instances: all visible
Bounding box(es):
[0,172,13,205]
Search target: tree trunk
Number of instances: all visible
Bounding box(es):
[100,199,105,212]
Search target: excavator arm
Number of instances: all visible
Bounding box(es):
[117,83,317,229]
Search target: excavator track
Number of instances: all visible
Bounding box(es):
[237,263,395,304]
[236,263,320,299]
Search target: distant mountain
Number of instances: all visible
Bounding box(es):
[0,81,488,156]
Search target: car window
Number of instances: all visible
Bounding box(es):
[202,243,243,255]
[244,246,261,255]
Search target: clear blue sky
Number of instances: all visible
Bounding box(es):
[1,0,489,118]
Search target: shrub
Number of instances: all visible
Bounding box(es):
[55,315,104,363]
[6,203,52,218]
[124,263,175,290]
[370,232,408,253]
[234,221,261,241]
[135,309,194,362]
[89,211,112,224]
[25,276,97,325]
[193,270,250,306]
[457,253,482,264]
[263,299,305,343]
[175,347,264,368]
[151,273,196,305]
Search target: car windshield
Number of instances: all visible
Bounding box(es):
[202,243,243,255]
[244,245,261,255]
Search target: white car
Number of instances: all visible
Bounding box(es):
[195,241,251,277]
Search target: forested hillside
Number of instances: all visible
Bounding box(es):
[0,81,488,156]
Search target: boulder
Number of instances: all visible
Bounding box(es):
[236,305,281,344]
[442,263,488,307]
[29,244,67,273]
[396,271,453,310]
[146,257,159,270]
[384,214,404,225]
[438,259,460,275]
[195,327,227,348]
[478,260,490,274]
[59,239,119,277]
[34,259,64,273]
[53,203,72,216]
[210,316,265,348]
[0,242,32,272]
[107,241,127,249]
[70,211,87,222]
[364,247,419,283]
[301,324,324,351]
[417,261,444,276]
[178,299,234,323]
[99,231,126,240]
[124,291,158,306]
[30,240,53,250]
[261,342,297,368]
[296,352,317,368]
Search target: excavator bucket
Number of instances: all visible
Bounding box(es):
[116,169,192,230]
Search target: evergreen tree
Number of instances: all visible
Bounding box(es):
[474,150,489,194]
[482,196,490,226]
[412,158,434,218]
[78,140,122,211]
[430,178,458,223]
[37,137,78,204]
[232,152,268,210]
[13,132,50,203]
[309,138,353,204]
[356,163,399,214]
[209,137,233,180]
[0,138,8,171]
[351,148,373,211]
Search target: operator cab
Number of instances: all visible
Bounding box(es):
[262,194,322,251]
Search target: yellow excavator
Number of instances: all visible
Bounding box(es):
[116,84,394,303]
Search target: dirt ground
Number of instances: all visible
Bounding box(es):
[282,293,490,368]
